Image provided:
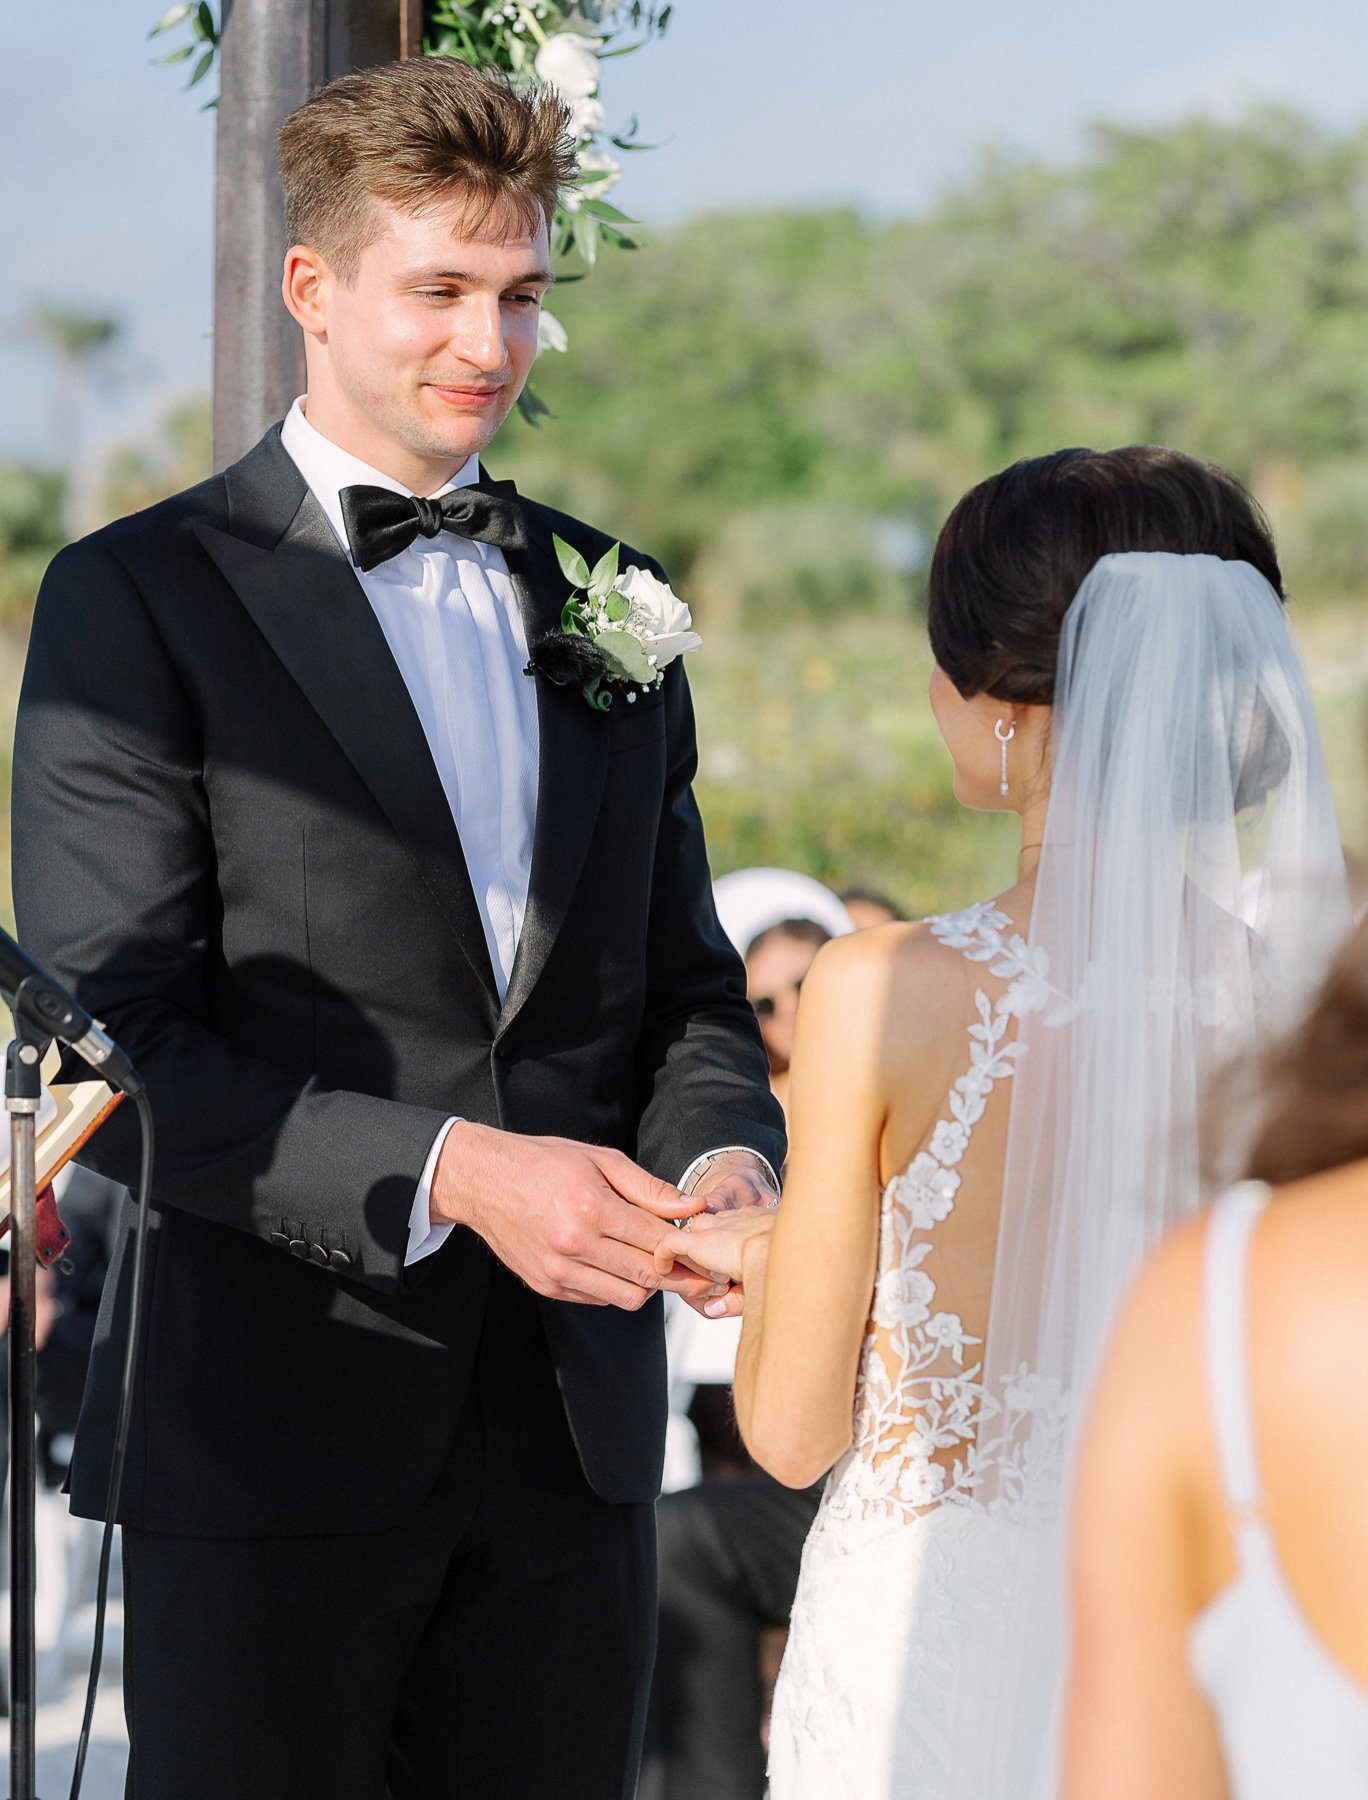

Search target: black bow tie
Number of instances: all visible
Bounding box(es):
[339,482,528,573]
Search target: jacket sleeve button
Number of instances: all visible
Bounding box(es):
[269,1232,290,1249]
[308,1243,329,1266]
[329,1249,352,1271]
[288,1239,309,1258]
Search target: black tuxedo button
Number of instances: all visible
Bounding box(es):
[288,1238,308,1258]
[308,1243,329,1267]
[329,1249,352,1272]
[269,1232,289,1250]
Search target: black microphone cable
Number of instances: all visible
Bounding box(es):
[66,1084,153,1800]
[0,928,152,1799]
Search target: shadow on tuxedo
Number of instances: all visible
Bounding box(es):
[60,951,501,1540]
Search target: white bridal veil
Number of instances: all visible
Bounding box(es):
[940,552,1350,1794]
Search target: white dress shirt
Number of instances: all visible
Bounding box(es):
[280,400,772,1268]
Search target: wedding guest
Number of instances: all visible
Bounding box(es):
[657,447,1348,1797]
[1064,913,1368,1799]
[641,871,853,1800]
[662,869,853,1485]
[837,885,906,930]
[713,868,855,1123]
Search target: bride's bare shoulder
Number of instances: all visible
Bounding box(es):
[805,912,991,1010]
[798,914,989,1080]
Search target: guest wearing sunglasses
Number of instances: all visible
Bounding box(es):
[716,870,857,1125]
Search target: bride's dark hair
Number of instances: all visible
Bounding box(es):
[927,445,1283,703]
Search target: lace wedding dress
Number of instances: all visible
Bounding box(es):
[767,555,1348,1798]
[767,901,1047,1800]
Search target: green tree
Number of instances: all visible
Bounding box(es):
[0,464,68,630]
[496,109,1368,609]
[23,302,123,471]
[99,396,212,521]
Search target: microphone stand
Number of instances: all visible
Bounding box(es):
[6,1024,45,1800]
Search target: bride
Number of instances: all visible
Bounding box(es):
[659,445,1349,1797]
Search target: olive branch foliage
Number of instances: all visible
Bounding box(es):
[148,1,671,425]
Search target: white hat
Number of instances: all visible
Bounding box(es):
[713,867,855,960]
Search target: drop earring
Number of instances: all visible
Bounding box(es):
[995,717,1015,797]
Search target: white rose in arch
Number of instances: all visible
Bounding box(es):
[576,149,622,199]
[535,32,602,101]
[613,565,703,671]
[568,95,606,141]
[537,309,569,356]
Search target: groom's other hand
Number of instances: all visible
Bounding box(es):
[686,1150,779,1216]
[677,1150,781,1318]
[430,1122,719,1310]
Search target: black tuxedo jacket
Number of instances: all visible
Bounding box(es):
[12,426,784,1536]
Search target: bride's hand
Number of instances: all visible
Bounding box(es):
[653,1203,777,1290]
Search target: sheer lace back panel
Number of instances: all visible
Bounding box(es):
[819,902,1051,1531]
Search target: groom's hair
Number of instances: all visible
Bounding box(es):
[277,58,576,282]
[927,445,1283,705]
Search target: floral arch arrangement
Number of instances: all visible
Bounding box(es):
[150,0,672,422]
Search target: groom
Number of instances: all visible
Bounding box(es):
[12,55,784,1800]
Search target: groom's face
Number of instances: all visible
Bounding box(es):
[290,193,552,479]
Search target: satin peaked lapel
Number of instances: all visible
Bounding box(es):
[498,505,610,1031]
[194,478,501,1023]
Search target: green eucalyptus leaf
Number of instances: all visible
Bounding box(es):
[149,2,193,34]
[187,46,216,85]
[593,629,656,684]
[582,199,637,224]
[571,211,599,268]
[588,541,620,598]
[155,42,196,63]
[553,534,592,590]
[195,0,217,41]
[604,593,631,623]
[515,384,552,428]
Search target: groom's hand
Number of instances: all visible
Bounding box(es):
[429,1122,720,1310]
[676,1150,781,1319]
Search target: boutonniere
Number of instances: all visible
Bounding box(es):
[525,536,703,712]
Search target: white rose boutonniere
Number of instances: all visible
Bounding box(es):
[525,536,703,712]
[611,563,704,671]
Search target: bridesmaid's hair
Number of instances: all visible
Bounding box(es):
[1242,916,1368,1186]
[927,446,1284,703]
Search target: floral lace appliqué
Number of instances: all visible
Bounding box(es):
[817,903,1055,1535]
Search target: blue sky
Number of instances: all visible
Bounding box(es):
[4,0,1367,466]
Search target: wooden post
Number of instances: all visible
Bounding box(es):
[400,0,425,58]
[212,0,403,471]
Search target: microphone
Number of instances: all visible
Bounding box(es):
[0,928,143,1096]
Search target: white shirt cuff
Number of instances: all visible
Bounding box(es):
[405,1118,460,1266]
[677,1144,780,1197]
